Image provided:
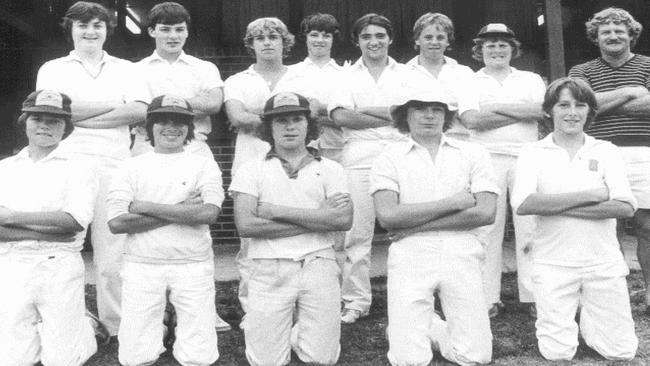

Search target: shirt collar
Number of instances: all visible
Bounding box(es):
[402,134,458,154]
[476,66,522,79]
[265,147,322,179]
[351,56,399,71]
[65,50,112,65]
[302,57,342,70]
[14,146,70,163]
[406,55,458,66]
[146,50,191,65]
[538,133,599,150]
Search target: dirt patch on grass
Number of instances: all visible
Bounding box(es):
[84,272,649,365]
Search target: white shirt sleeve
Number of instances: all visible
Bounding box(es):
[61,159,98,229]
[369,153,400,195]
[224,73,246,103]
[201,62,225,91]
[106,161,136,221]
[197,158,225,208]
[327,71,355,116]
[468,145,500,195]
[511,146,539,210]
[323,160,350,197]
[122,61,151,105]
[228,160,260,197]
[602,144,638,210]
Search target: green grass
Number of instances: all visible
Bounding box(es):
[85,272,650,365]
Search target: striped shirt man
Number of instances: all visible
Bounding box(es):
[569,54,650,146]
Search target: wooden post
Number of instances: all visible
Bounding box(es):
[544,0,566,80]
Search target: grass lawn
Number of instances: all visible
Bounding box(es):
[85,271,650,365]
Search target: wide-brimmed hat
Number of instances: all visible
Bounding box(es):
[22,90,72,117]
[389,90,456,123]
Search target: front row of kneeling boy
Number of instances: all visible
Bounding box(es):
[0,77,639,366]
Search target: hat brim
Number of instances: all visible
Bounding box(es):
[390,100,457,122]
[262,105,311,118]
[477,31,515,39]
[22,105,71,117]
[147,106,195,117]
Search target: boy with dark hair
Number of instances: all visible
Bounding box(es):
[0,90,101,365]
[108,95,223,366]
[291,13,345,162]
[132,1,224,159]
[230,92,352,365]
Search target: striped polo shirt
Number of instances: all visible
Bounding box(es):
[568,54,650,147]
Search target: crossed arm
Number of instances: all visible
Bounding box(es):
[374,191,497,241]
[330,107,392,130]
[73,101,148,129]
[187,87,223,118]
[516,187,634,219]
[594,86,650,117]
[108,195,220,234]
[224,100,262,133]
[233,192,353,239]
[0,207,82,242]
[460,103,543,131]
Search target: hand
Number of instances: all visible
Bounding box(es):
[128,200,148,214]
[623,86,650,99]
[448,191,476,211]
[0,206,14,225]
[321,193,351,209]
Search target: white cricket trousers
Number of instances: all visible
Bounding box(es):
[118,260,219,366]
[533,261,637,361]
[340,167,374,314]
[387,236,492,366]
[0,251,97,366]
[92,156,127,336]
[243,255,341,366]
[483,153,535,303]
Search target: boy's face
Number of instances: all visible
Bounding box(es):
[358,24,391,62]
[71,18,107,52]
[149,22,188,57]
[251,30,284,61]
[152,118,189,153]
[271,112,308,150]
[406,104,446,138]
[306,30,333,58]
[25,113,67,148]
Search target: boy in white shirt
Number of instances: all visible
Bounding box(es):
[108,95,223,366]
[230,92,352,365]
[0,90,100,365]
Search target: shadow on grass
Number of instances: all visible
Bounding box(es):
[85,272,649,365]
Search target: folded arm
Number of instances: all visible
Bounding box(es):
[257,193,353,232]
[74,101,147,129]
[516,187,609,216]
[560,199,634,219]
[0,225,76,242]
[71,101,118,122]
[0,207,83,232]
[331,108,392,130]
[388,192,497,240]
[595,86,649,115]
[225,100,262,133]
[187,87,223,118]
[460,103,541,131]
[373,190,475,230]
[128,200,220,226]
[233,192,311,239]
